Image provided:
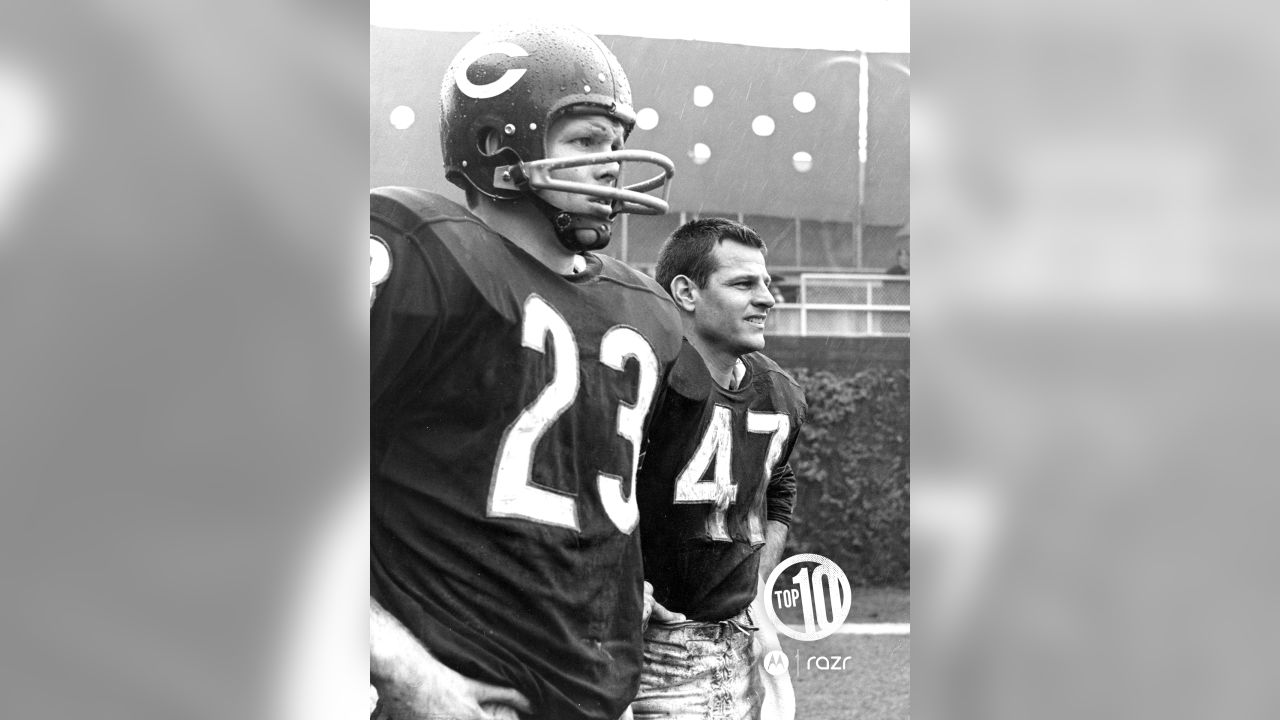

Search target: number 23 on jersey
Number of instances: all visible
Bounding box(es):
[488,294,659,535]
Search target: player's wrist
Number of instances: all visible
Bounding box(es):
[370,620,444,692]
[371,650,454,708]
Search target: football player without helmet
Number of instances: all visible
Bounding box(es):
[440,24,675,252]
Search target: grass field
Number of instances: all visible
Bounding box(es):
[771,587,909,720]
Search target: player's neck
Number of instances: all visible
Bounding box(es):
[686,334,742,389]
[475,198,581,275]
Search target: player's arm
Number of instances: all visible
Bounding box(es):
[370,597,531,720]
[755,449,803,720]
[750,574,795,720]
[760,461,797,578]
[759,520,790,582]
[754,463,801,719]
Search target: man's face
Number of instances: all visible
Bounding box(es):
[690,240,776,359]
[539,113,625,219]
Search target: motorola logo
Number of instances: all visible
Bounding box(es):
[763,650,790,676]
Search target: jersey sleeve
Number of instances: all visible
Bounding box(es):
[765,462,797,526]
[764,378,808,526]
[370,203,447,411]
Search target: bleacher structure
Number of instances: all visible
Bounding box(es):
[372,28,910,338]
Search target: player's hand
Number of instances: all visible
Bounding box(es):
[642,581,655,631]
[642,581,689,630]
[646,589,689,628]
[374,652,532,720]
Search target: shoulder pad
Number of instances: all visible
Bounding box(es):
[370,187,475,233]
[594,253,681,306]
[745,352,807,405]
[667,341,714,401]
[743,351,782,375]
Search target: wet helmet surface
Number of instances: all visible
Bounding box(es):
[440,24,637,202]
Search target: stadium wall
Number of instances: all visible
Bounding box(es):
[767,336,908,375]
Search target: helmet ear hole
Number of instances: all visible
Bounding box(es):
[476,127,501,157]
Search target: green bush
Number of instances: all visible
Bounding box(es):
[785,366,910,588]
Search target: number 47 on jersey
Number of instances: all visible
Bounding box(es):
[673,405,791,544]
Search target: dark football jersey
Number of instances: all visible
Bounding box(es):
[370,187,683,720]
[637,342,807,622]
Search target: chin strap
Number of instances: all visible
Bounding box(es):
[526,193,614,252]
[505,164,615,252]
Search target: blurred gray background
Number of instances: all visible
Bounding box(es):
[3,0,1279,719]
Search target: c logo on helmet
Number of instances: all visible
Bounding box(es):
[453,42,529,100]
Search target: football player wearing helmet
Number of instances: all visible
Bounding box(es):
[369,24,681,720]
[632,218,808,720]
[438,20,673,256]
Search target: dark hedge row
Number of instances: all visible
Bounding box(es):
[784,366,910,588]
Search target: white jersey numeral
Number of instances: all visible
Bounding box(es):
[596,327,659,534]
[672,408,790,543]
[489,296,660,534]
[746,411,790,543]
[370,235,391,307]
[673,405,737,541]
[489,296,579,529]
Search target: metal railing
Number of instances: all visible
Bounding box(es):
[769,273,910,337]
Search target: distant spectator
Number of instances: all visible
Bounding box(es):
[886,247,909,275]
[770,280,787,304]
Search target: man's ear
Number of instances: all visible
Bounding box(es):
[669,275,698,313]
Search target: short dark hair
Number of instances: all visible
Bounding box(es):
[654,217,766,297]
